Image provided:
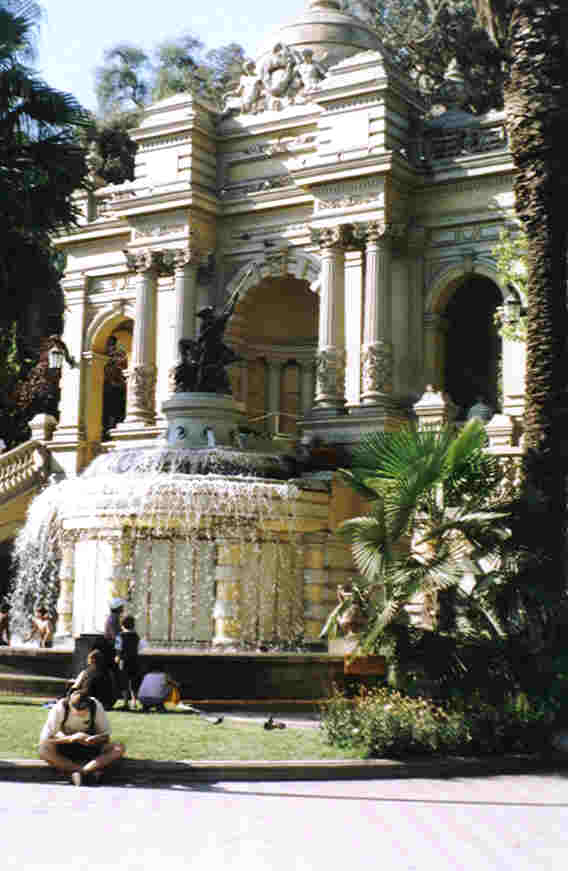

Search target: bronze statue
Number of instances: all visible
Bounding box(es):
[173,289,242,394]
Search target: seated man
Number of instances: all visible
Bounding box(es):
[39,690,125,786]
[137,671,178,713]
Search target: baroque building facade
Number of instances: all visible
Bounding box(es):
[45,1,521,480]
[0,1,525,638]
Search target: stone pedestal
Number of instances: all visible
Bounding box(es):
[161,393,248,449]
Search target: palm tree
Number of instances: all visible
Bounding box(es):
[458,3,568,597]
[332,421,510,656]
[0,0,90,446]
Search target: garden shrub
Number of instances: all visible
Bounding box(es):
[321,687,554,758]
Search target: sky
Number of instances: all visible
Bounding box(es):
[37,0,309,112]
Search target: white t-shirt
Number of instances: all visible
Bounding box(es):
[39,697,111,744]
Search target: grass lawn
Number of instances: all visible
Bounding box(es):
[0,697,360,762]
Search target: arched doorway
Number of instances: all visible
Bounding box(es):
[102,324,132,439]
[444,276,502,418]
[226,275,318,437]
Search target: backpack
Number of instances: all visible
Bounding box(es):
[61,696,97,734]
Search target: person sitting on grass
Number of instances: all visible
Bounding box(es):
[137,671,180,713]
[39,690,125,786]
[71,648,117,711]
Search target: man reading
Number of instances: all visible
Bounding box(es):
[39,691,125,786]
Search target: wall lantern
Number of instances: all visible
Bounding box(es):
[47,336,77,372]
[48,344,65,371]
[504,289,522,324]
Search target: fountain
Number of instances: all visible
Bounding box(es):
[9,290,343,662]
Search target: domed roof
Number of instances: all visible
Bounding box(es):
[256,1,383,69]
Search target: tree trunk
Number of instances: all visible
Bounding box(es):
[505,2,568,596]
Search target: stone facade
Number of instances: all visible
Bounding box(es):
[0,2,526,643]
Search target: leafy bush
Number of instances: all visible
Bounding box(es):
[321,687,469,758]
[321,686,554,758]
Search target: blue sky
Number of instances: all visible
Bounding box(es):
[39,0,308,111]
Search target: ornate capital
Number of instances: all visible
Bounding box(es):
[311,224,354,251]
[361,342,393,396]
[356,221,406,246]
[124,249,182,276]
[174,247,203,271]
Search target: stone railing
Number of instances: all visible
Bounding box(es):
[0,441,51,505]
[426,117,508,163]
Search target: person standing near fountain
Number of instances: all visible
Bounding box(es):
[115,614,144,710]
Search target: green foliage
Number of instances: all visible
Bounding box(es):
[321,686,470,757]
[95,35,246,117]
[336,422,510,655]
[370,0,506,114]
[321,683,553,757]
[0,0,89,448]
[492,227,528,342]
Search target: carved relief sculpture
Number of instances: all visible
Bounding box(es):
[361,341,393,395]
[127,364,157,415]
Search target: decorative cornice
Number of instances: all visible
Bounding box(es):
[123,249,176,275]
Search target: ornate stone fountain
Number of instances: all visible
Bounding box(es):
[10,290,353,652]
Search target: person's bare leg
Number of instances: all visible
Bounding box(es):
[81,742,125,776]
[39,742,82,776]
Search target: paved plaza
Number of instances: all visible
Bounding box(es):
[3,774,568,871]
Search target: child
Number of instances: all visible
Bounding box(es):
[114,615,143,711]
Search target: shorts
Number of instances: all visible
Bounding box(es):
[57,742,103,764]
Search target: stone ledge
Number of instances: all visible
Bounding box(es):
[2,754,568,785]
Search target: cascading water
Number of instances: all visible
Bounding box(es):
[9,450,303,649]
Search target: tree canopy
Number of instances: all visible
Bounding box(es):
[0,0,90,448]
[370,0,506,114]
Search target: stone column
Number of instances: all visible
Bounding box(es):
[344,248,364,406]
[361,221,394,404]
[267,360,282,434]
[52,275,88,473]
[300,360,315,416]
[423,312,448,390]
[173,249,200,358]
[122,250,162,426]
[83,351,108,462]
[312,225,351,410]
[55,541,75,640]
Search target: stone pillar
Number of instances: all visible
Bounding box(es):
[173,249,200,358]
[121,251,162,426]
[55,541,75,640]
[83,351,108,462]
[52,276,88,472]
[267,360,282,435]
[361,222,393,403]
[423,312,448,391]
[413,384,457,430]
[313,225,351,411]
[300,360,315,416]
[344,248,364,406]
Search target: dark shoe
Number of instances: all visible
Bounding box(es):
[156,703,167,713]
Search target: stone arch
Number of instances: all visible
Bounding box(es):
[425,257,507,316]
[424,258,506,416]
[86,300,135,354]
[226,248,321,301]
[83,301,135,456]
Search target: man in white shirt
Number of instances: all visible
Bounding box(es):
[39,691,125,786]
